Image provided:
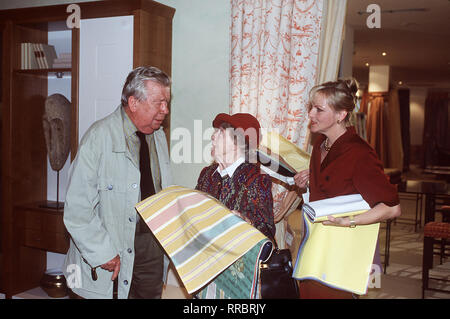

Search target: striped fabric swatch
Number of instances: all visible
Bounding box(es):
[135,185,269,294]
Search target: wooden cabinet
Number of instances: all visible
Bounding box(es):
[0,0,175,298]
[15,204,69,254]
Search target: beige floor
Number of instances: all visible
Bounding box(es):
[362,194,449,299]
[363,165,449,299]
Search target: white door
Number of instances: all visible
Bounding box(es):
[78,15,134,141]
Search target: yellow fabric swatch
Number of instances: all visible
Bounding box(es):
[260,131,310,172]
[293,210,380,295]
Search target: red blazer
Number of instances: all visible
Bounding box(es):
[309,127,399,208]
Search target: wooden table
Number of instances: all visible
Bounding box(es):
[423,166,450,182]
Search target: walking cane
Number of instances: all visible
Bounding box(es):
[113,277,118,299]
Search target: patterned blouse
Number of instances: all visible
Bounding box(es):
[195,162,275,240]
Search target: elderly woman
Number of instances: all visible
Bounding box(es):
[195,113,275,241]
[294,78,401,298]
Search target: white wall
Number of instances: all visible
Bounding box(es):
[155,0,231,188]
[339,25,354,79]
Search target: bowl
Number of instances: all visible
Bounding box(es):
[40,268,68,298]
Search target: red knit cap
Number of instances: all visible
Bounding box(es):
[212,113,261,148]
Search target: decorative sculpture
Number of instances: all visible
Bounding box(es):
[42,93,71,209]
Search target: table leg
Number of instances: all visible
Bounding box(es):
[424,194,435,224]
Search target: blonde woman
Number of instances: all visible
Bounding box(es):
[294,79,401,298]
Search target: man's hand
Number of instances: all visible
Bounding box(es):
[100,255,121,281]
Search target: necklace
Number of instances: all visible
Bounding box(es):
[324,138,331,152]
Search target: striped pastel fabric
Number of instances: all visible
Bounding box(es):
[135,185,269,294]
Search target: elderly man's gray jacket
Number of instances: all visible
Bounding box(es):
[63,106,172,299]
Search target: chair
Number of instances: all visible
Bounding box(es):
[435,205,450,264]
[435,205,450,223]
[381,168,402,273]
[422,221,450,298]
[381,219,392,274]
[396,192,423,232]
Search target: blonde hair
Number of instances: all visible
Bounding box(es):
[308,78,358,122]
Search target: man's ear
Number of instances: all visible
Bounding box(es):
[128,96,137,112]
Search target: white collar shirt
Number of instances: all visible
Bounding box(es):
[216,157,245,178]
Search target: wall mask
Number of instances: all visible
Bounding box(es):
[43,94,71,171]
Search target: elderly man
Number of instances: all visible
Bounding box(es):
[63,66,173,299]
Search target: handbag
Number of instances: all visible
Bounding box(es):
[260,244,300,299]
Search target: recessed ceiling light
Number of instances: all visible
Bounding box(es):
[382,52,387,56]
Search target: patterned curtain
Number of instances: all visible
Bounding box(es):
[230,0,323,219]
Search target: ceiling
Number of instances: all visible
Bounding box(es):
[346,0,450,88]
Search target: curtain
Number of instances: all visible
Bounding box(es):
[366,94,388,167]
[230,0,323,146]
[305,0,347,153]
[316,0,348,84]
[423,92,450,167]
[365,91,406,170]
[386,89,404,170]
[230,0,324,247]
[398,89,410,171]
[360,89,369,115]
